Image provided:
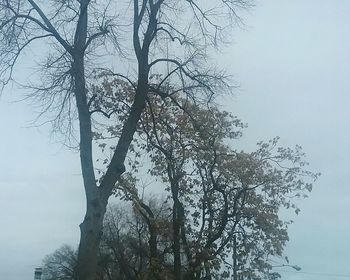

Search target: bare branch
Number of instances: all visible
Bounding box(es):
[27,0,72,52]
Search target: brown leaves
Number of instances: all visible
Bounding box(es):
[91,74,319,280]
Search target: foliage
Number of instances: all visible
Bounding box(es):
[89,77,319,279]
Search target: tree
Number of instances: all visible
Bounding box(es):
[93,86,319,279]
[42,202,173,280]
[42,245,76,280]
[101,202,175,280]
[0,1,253,279]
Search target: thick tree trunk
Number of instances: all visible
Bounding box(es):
[73,1,150,279]
[71,2,108,279]
[76,197,107,280]
[74,58,149,280]
[73,49,103,279]
[72,7,104,275]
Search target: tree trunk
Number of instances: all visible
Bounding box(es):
[71,7,104,274]
[74,58,149,280]
[171,185,184,280]
[73,49,103,279]
[149,224,160,280]
[72,1,150,278]
[139,202,160,279]
[76,197,107,280]
[173,201,182,280]
[168,170,184,280]
[233,235,238,280]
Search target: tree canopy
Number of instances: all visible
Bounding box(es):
[41,76,318,279]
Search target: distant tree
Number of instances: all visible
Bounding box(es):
[0,1,253,279]
[42,245,76,280]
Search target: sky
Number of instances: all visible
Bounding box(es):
[1,0,350,279]
[222,1,350,279]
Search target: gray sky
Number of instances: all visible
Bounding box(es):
[224,1,350,279]
[1,0,350,279]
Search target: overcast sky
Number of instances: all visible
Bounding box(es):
[1,1,350,279]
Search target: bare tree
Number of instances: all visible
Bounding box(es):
[42,245,76,280]
[0,1,253,280]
